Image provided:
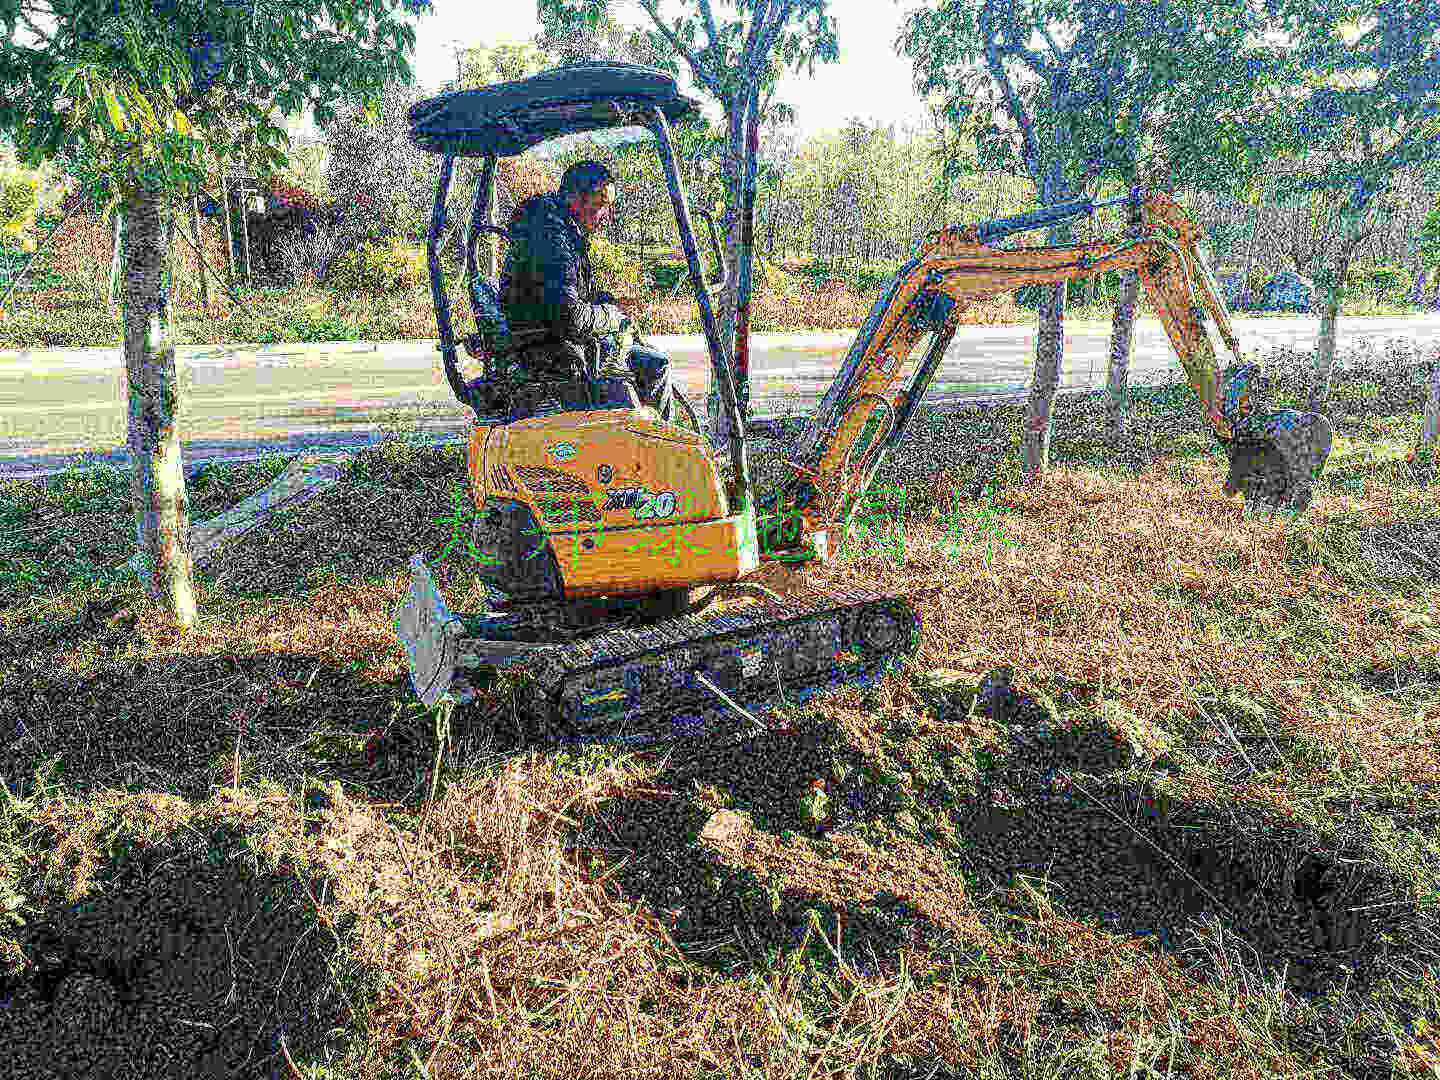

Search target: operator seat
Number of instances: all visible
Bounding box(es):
[465,266,642,422]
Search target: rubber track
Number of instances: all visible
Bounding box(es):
[502,584,921,742]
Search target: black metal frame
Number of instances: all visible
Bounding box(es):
[414,69,755,509]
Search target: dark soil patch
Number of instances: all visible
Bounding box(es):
[0,821,354,1079]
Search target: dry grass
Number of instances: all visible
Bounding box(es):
[1,339,1438,1079]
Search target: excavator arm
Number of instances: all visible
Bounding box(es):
[758,188,1333,556]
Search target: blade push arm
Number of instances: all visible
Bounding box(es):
[762,189,1332,555]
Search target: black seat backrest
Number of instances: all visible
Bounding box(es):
[469,276,513,358]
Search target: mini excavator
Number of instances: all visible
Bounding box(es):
[395,62,1333,739]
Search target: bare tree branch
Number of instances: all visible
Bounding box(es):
[1038,24,1064,66]
[697,0,721,52]
[737,0,773,84]
[637,0,728,104]
[747,0,795,88]
[981,7,1044,184]
[992,0,1055,81]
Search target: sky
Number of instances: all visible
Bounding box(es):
[286,0,940,144]
[280,1,1337,149]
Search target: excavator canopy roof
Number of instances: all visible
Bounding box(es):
[407,61,702,158]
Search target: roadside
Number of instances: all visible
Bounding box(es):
[3,261,1432,351]
[2,310,1434,490]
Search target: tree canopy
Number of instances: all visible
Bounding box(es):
[0,0,433,626]
[0,0,430,211]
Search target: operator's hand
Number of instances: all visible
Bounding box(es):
[596,320,637,379]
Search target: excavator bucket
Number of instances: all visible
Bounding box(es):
[1222,413,1334,517]
[394,555,557,709]
[1217,363,1334,517]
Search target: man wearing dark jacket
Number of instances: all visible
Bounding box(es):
[499,160,675,421]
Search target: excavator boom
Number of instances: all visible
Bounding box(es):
[762,188,1333,550]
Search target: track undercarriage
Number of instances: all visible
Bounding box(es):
[395,554,921,745]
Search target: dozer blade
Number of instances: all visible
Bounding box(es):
[393,555,921,740]
[394,555,560,709]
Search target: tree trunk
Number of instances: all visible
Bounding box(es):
[1308,259,1346,415]
[708,111,747,450]
[1239,197,1260,310]
[1106,198,1146,447]
[1418,346,1439,460]
[237,183,252,285]
[1024,267,1065,486]
[488,180,500,283]
[108,208,125,316]
[165,213,176,334]
[123,184,196,628]
[1021,152,1070,487]
[769,177,781,251]
[220,173,237,291]
[734,86,761,426]
[189,194,209,314]
[1307,212,1367,415]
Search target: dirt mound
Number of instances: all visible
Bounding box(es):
[1,823,351,1079]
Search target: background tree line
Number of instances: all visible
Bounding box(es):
[12,22,1439,313]
[255,35,1440,313]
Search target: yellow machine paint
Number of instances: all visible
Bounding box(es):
[466,407,760,598]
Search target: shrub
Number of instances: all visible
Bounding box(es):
[850,260,902,294]
[793,259,836,290]
[327,238,427,294]
[322,79,434,247]
[1014,278,1091,309]
[267,182,325,216]
[644,257,717,295]
[641,249,781,298]
[589,234,643,296]
[1244,264,1271,308]
[759,258,800,296]
[1346,262,1407,300]
[645,259,687,295]
[0,165,39,252]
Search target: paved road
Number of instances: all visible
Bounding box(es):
[0,313,1431,486]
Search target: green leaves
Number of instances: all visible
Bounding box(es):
[101,85,129,132]
[2,0,428,222]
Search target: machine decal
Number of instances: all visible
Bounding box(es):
[596,463,614,484]
[602,486,677,521]
[546,441,578,461]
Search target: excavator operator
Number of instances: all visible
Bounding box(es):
[498,160,676,422]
